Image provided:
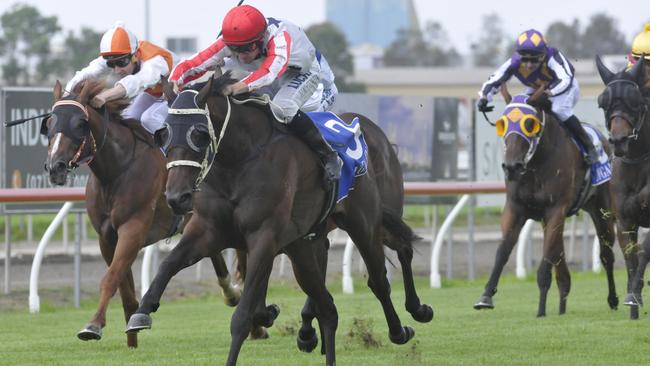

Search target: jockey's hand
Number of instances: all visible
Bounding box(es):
[477,97,493,112]
[171,81,181,94]
[223,81,249,96]
[90,95,106,109]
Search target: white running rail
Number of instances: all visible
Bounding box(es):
[430,194,470,288]
[29,202,74,313]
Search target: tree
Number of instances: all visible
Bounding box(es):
[579,13,627,58]
[306,22,364,92]
[62,27,103,74]
[0,4,61,85]
[470,13,507,67]
[545,20,581,59]
[383,21,458,67]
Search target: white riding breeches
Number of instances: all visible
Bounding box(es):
[122,92,168,134]
[550,80,580,122]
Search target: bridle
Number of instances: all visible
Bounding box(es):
[600,79,648,141]
[164,90,232,191]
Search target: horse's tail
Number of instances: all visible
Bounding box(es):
[381,206,421,250]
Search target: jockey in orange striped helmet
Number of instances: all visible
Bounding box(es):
[65,22,178,134]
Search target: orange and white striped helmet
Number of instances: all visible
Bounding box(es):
[99,22,138,56]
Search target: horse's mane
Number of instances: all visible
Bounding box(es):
[72,79,154,146]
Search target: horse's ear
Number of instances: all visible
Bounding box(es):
[628,54,646,85]
[213,66,223,78]
[595,55,615,85]
[500,83,512,104]
[196,75,214,107]
[161,76,177,106]
[53,80,63,101]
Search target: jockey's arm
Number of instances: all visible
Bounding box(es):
[546,52,574,97]
[65,57,111,94]
[478,59,513,102]
[169,39,229,88]
[240,31,291,91]
[118,55,170,98]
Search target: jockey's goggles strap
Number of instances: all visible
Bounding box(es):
[52,100,89,120]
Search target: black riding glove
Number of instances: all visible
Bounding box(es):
[477,98,493,113]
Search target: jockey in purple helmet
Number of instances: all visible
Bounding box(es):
[477,29,599,165]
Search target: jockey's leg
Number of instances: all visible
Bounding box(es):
[140,98,168,134]
[563,115,599,165]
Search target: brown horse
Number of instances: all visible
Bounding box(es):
[125,72,432,365]
[41,80,240,347]
[473,85,619,317]
[596,56,648,317]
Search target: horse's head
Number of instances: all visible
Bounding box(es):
[42,80,98,185]
[596,55,648,157]
[156,72,235,214]
[495,90,547,181]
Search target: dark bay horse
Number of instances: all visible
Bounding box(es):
[125,72,432,365]
[596,56,648,317]
[41,80,240,347]
[473,85,619,317]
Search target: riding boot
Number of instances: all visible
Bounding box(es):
[563,115,599,165]
[288,110,341,187]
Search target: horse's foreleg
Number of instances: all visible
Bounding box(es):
[126,229,214,333]
[475,205,526,310]
[626,234,650,309]
[117,269,139,347]
[227,233,277,366]
[539,212,566,317]
[616,222,640,318]
[78,232,142,345]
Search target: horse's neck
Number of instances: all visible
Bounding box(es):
[627,114,650,158]
[86,112,136,181]
[532,116,573,168]
[211,99,274,167]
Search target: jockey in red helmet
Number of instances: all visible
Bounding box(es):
[65,22,178,134]
[477,29,599,165]
[169,5,340,185]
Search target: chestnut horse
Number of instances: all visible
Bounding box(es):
[473,85,619,317]
[125,72,432,365]
[41,80,240,347]
[596,55,648,318]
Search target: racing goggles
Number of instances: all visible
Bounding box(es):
[105,55,132,68]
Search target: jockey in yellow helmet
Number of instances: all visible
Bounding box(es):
[65,22,178,134]
[627,23,650,88]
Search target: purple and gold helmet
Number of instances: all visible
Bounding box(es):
[515,29,547,55]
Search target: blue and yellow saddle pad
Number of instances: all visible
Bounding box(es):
[307,111,369,202]
[578,124,611,186]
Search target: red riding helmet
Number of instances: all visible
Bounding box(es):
[222,5,267,46]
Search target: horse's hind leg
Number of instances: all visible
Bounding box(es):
[126,223,216,333]
[297,238,330,353]
[475,205,526,310]
[384,211,433,323]
[348,224,414,345]
[210,253,241,307]
[586,203,618,310]
[285,239,338,366]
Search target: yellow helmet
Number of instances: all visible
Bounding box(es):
[631,23,650,60]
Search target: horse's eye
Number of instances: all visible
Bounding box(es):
[189,127,210,150]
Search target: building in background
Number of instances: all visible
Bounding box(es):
[326,0,419,49]
[166,36,197,58]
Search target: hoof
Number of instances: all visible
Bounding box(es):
[411,304,434,323]
[125,313,152,333]
[297,328,318,353]
[77,324,102,341]
[263,304,280,328]
[623,293,643,307]
[249,326,269,340]
[388,326,415,345]
[608,294,619,310]
[222,285,241,307]
[473,295,494,310]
